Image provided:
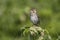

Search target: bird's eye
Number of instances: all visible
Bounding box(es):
[33,10,36,13]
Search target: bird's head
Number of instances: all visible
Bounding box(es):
[30,8,37,14]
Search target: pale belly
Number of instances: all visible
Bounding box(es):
[31,15,38,24]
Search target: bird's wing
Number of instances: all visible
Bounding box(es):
[37,13,40,25]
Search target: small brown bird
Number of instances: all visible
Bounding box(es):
[30,8,39,26]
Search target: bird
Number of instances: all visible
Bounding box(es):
[30,8,39,26]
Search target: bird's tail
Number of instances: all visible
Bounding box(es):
[33,24,39,26]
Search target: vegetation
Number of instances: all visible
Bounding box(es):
[0,0,60,40]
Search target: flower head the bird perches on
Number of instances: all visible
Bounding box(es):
[30,8,39,26]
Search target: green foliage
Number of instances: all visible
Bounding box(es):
[0,0,60,40]
[21,26,51,40]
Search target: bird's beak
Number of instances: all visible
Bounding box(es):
[33,11,34,13]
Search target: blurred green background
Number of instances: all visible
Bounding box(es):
[0,0,60,40]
